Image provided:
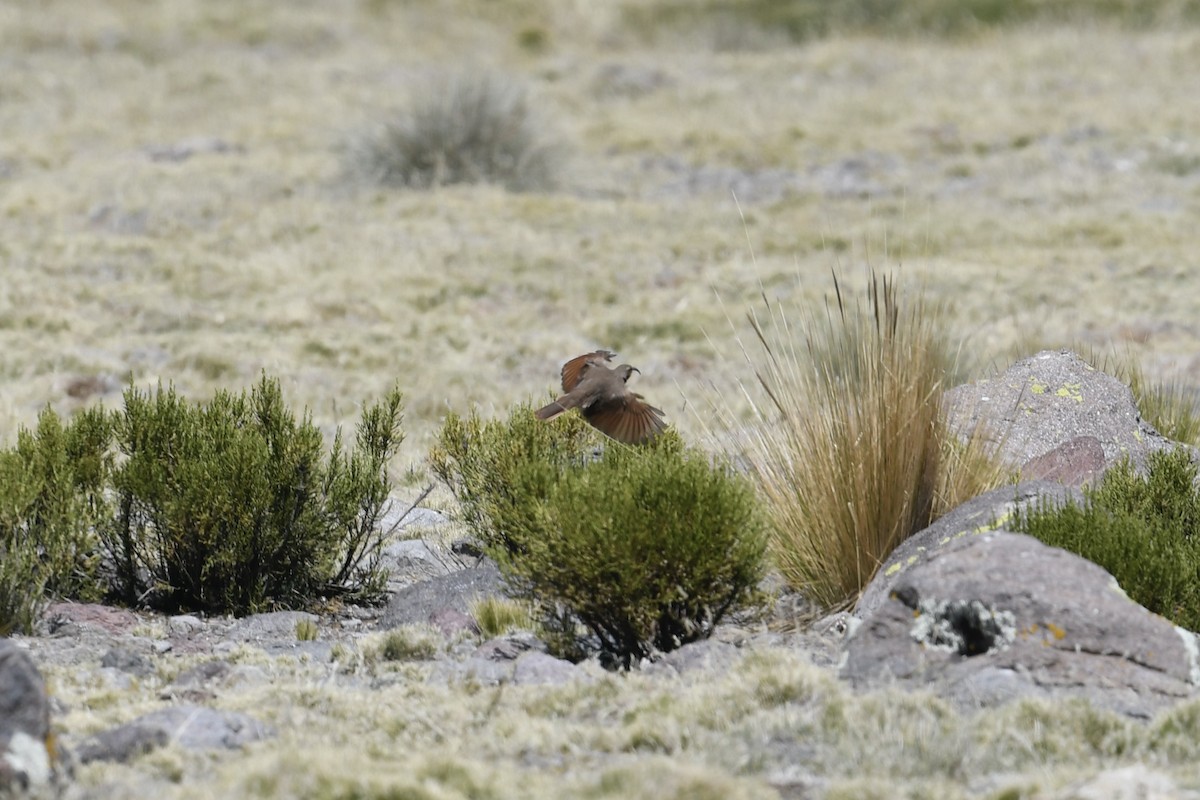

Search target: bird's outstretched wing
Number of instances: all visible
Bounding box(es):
[560,349,616,393]
[583,394,667,444]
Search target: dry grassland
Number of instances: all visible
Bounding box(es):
[5,1,1200,796]
[4,2,1199,470]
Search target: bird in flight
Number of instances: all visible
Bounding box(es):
[535,350,667,444]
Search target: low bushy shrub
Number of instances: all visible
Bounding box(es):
[349,70,565,192]
[431,407,767,668]
[0,374,402,631]
[103,375,402,613]
[1013,447,1200,631]
[0,407,110,634]
[430,403,597,555]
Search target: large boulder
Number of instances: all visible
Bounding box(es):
[945,349,1181,477]
[842,531,1200,718]
[0,640,54,794]
[855,480,1082,619]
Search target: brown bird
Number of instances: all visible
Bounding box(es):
[535,350,667,444]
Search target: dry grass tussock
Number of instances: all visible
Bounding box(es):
[346,69,566,192]
[717,271,1009,612]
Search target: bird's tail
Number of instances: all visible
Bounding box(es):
[535,401,567,421]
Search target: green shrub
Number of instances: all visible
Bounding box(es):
[101,375,403,613]
[729,272,1008,613]
[1012,447,1200,630]
[430,403,598,555]
[0,406,111,634]
[349,70,565,192]
[432,408,767,668]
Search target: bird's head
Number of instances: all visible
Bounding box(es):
[617,365,640,382]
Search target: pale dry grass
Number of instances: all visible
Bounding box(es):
[2,3,1199,477]
[716,272,1008,612]
[41,645,1200,799]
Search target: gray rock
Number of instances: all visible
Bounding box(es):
[381,560,506,630]
[843,531,1199,718]
[646,639,742,677]
[100,646,154,678]
[855,480,1083,619]
[224,611,318,643]
[75,705,272,764]
[0,640,53,792]
[946,349,1182,474]
[383,539,454,584]
[167,615,205,638]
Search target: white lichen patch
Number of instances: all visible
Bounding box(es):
[910,598,1017,655]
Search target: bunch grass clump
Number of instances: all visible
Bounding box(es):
[1013,447,1200,631]
[431,407,767,667]
[350,70,565,192]
[729,271,1008,612]
[470,596,536,638]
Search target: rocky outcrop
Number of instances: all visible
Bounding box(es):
[843,531,1200,718]
[946,349,1182,476]
[0,640,54,794]
[855,480,1083,619]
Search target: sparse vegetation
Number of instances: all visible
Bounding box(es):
[349,69,566,192]
[296,618,319,641]
[431,409,767,667]
[728,272,1009,612]
[1013,447,1200,631]
[374,625,443,662]
[623,0,1200,46]
[9,0,1200,795]
[470,596,536,638]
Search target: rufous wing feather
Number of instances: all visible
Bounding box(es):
[583,395,666,444]
[560,350,616,393]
